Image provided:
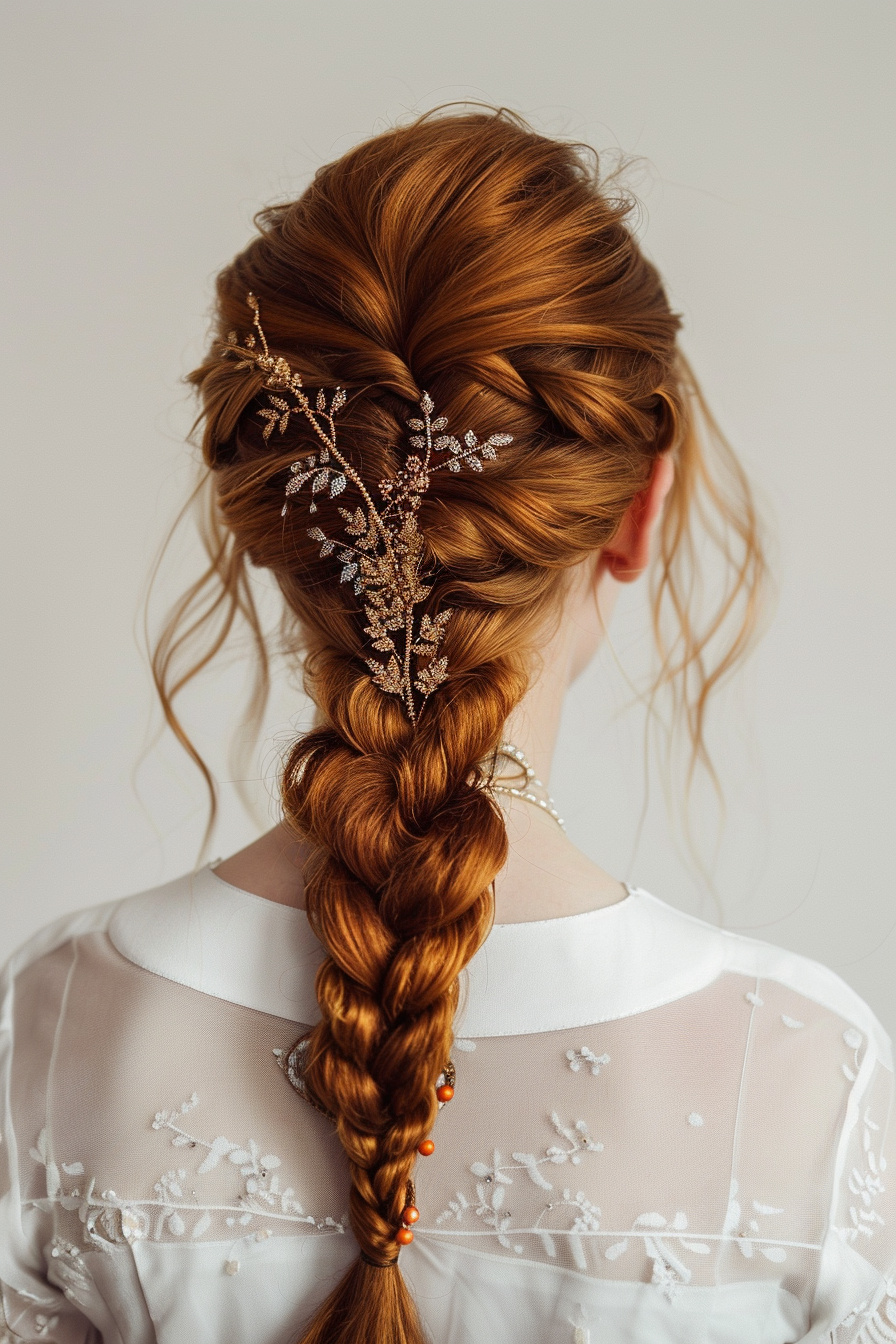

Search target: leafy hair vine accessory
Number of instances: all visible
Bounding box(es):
[223,294,513,722]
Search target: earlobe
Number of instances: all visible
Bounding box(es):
[601,454,674,584]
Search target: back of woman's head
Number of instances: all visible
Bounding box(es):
[166,108,762,1343]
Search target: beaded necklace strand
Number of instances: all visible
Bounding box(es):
[489,741,565,832]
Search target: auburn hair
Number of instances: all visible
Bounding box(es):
[154,108,765,1343]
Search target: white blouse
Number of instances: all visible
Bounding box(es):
[1,866,894,1344]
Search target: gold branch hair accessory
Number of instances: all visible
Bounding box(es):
[223,294,513,722]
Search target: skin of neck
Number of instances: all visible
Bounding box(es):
[488,554,627,922]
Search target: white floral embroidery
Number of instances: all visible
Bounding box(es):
[842,1028,865,1084]
[48,1236,91,1304]
[0,1285,63,1342]
[604,1210,710,1301]
[27,1095,348,1269]
[834,1278,896,1341]
[432,1063,800,1306]
[837,1107,887,1246]
[566,1047,610,1076]
[651,1249,688,1301]
[721,1178,787,1263]
[568,1302,590,1342]
[535,1189,602,1268]
[436,1113,604,1256]
[745,991,764,1007]
[781,1015,804,1029]
[121,1206,149,1242]
[1,1279,70,1342]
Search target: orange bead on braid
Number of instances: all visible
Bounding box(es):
[160,108,766,1344]
[285,658,519,1274]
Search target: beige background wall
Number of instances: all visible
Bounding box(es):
[2,2,894,1027]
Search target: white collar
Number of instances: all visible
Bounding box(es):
[108,865,728,1036]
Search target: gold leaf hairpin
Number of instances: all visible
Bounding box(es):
[222,294,512,722]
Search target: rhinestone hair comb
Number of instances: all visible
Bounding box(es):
[222,294,512,722]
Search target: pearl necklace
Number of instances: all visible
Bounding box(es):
[489,741,566,832]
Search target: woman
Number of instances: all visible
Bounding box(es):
[1,109,892,1344]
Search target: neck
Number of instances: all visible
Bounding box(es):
[500,650,569,790]
[214,569,627,921]
[216,736,624,932]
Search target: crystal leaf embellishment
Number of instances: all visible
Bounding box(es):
[223,294,512,721]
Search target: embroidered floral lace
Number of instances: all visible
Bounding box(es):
[1,868,893,1343]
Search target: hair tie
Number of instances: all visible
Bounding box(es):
[360,1251,398,1269]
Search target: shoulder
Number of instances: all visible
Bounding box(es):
[4,867,322,1026]
[1,868,225,991]
[0,895,124,1004]
[650,893,892,1070]
[0,869,217,1016]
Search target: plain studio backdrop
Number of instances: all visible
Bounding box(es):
[1,3,894,1028]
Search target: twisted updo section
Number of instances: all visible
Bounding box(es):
[157,108,764,1344]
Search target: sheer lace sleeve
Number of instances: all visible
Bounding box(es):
[811,1035,896,1341]
[0,928,102,1343]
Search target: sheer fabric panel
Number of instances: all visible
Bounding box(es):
[1,890,894,1342]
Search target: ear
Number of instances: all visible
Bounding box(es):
[601,454,674,583]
